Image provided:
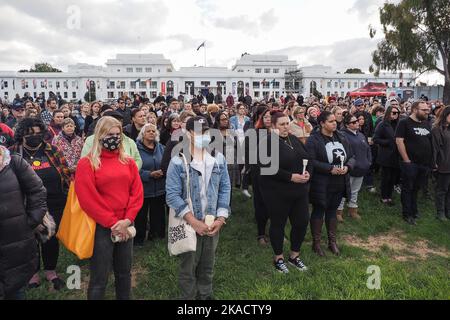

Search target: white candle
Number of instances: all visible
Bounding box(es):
[205,215,215,227]
[340,156,344,169]
[303,159,308,175]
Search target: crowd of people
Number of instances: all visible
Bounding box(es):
[0,89,448,300]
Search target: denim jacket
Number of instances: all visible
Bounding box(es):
[165,151,231,221]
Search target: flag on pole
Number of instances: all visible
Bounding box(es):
[196,41,205,51]
[0,80,3,90]
[135,78,141,83]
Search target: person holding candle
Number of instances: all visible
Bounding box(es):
[336,114,372,221]
[306,111,355,256]
[259,111,312,273]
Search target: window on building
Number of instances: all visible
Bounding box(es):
[273,69,279,74]
[107,92,114,99]
[151,91,157,98]
[167,68,173,72]
[354,82,358,88]
[48,81,53,88]
[117,69,121,72]
[201,81,210,87]
[341,91,344,97]
[264,68,270,73]
[263,82,270,89]
[145,67,152,73]
[3,81,7,88]
[139,81,146,89]
[273,82,280,89]
[255,68,262,73]
[72,81,77,87]
[327,91,331,96]
[254,92,260,98]
[33,92,37,98]
[130,81,137,89]
[72,92,76,99]
[237,69,244,73]
[126,68,133,73]
[348,82,351,89]
[253,81,260,89]
[340,82,345,88]
[108,81,115,89]
[136,68,143,73]
[150,81,157,89]
[327,81,332,88]
[64,92,68,99]
[335,82,338,88]
[120,81,126,89]
[392,82,396,88]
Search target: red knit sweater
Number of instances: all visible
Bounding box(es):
[75,150,144,228]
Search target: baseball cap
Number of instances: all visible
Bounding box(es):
[186,116,209,133]
[354,98,364,106]
[12,101,24,110]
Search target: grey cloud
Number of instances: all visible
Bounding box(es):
[265,38,379,71]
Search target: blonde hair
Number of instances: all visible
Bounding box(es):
[293,106,306,117]
[87,116,128,170]
[207,104,219,113]
[137,123,160,143]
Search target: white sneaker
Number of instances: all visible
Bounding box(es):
[368,187,377,194]
[242,189,252,198]
[394,185,402,194]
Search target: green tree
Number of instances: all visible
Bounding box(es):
[369,0,450,103]
[345,68,364,74]
[28,62,62,72]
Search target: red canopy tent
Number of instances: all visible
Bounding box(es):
[348,82,387,98]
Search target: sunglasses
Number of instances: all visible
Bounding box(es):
[392,112,399,115]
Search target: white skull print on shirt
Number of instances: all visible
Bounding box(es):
[324,138,347,167]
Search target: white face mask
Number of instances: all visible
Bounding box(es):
[194,134,211,149]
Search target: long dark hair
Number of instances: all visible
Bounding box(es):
[383,106,400,122]
[434,106,450,129]
[317,110,333,128]
[213,111,229,130]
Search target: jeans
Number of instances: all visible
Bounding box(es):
[380,166,399,200]
[338,176,364,210]
[88,224,133,300]
[400,162,430,218]
[435,173,450,217]
[178,233,219,300]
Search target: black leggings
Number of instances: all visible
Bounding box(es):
[251,170,269,237]
[311,190,344,222]
[37,197,65,271]
[264,193,310,256]
[135,195,166,243]
[380,166,399,200]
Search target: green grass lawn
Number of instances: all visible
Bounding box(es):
[27,186,450,300]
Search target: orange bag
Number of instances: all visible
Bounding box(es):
[57,182,96,259]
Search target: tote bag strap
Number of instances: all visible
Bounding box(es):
[179,153,191,202]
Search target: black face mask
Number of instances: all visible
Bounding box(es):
[102,136,121,151]
[24,134,43,148]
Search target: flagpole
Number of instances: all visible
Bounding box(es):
[204,42,207,67]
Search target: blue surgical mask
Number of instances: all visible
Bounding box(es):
[194,134,211,149]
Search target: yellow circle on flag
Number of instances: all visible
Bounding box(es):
[33,160,41,167]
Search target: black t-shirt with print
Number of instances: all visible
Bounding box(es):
[322,134,346,191]
[395,117,432,166]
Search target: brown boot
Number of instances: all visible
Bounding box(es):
[336,209,344,223]
[310,219,325,257]
[326,218,340,256]
[348,207,361,220]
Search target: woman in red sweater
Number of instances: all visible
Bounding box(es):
[75,116,143,300]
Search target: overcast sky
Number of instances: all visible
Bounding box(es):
[0,0,443,84]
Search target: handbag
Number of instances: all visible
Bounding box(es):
[56,182,96,260]
[167,153,197,256]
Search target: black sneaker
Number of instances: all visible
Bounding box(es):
[274,258,289,274]
[288,256,308,271]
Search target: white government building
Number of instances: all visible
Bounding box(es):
[0,53,416,102]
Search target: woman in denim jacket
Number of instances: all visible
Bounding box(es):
[166,116,231,300]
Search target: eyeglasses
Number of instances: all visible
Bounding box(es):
[391,112,399,115]
[349,120,358,124]
[220,118,228,121]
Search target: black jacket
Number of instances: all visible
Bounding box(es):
[432,126,450,173]
[0,155,47,298]
[340,128,372,177]
[123,123,140,142]
[116,107,132,126]
[259,134,312,200]
[373,120,399,168]
[305,130,355,208]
